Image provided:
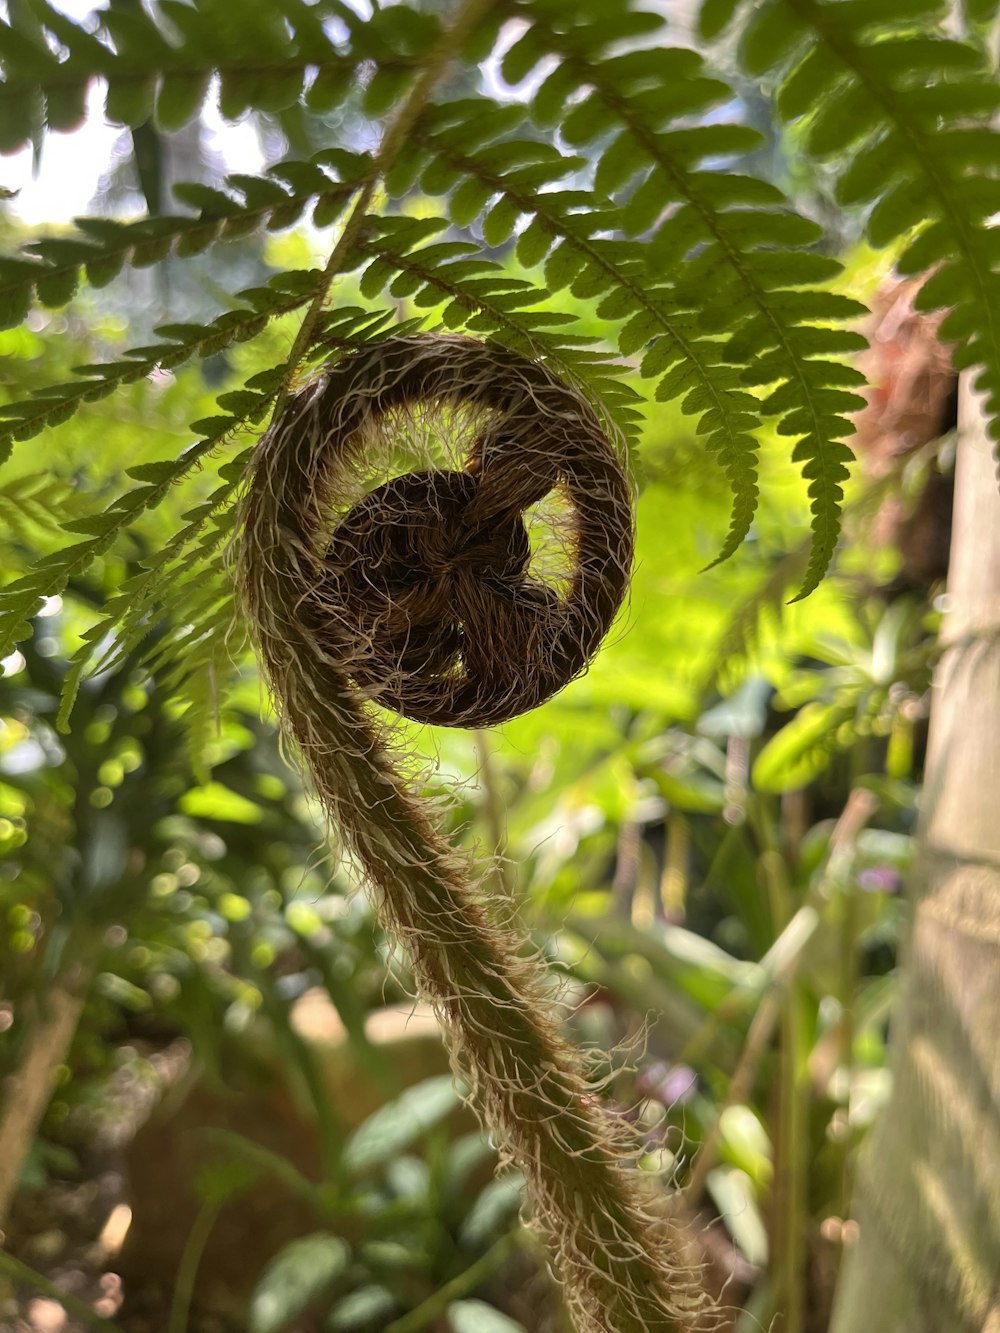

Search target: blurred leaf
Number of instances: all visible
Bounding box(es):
[442,1133,494,1201]
[644,765,727,814]
[751,702,853,793]
[250,1234,350,1333]
[457,1173,524,1248]
[718,1105,773,1188]
[570,915,754,1011]
[706,1166,769,1267]
[448,1301,527,1332]
[327,1285,397,1330]
[698,676,772,739]
[196,1130,324,1209]
[343,1076,458,1177]
[179,781,263,824]
[385,1154,431,1201]
[194,1156,261,1209]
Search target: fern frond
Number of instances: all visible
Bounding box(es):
[0,398,265,660]
[0,271,327,460]
[403,98,759,553]
[0,0,426,150]
[504,0,867,592]
[50,305,438,729]
[712,0,1000,456]
[0,156,370,329]
[147,581,241,779]
[55,454,247,728]
[0,472,88,544]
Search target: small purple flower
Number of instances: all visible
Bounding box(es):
[858,866,902,894]
[640,1061,697,1107]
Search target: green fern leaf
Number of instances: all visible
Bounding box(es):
[501,2,866,587]
[735,0,1000,452]
[699,0,747,40]
[0,0,418,150]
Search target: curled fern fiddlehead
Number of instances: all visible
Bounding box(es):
[269,334,632,726]
[237,333,709,1333]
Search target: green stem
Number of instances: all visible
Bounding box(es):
[746,798,804,1332]
[684,789,878,1208]
[474,729,514,898]
[777,994,808,1333]
[837,864,859,1211]
[384,1232,521,1333]
[167,1199,222,1333]
[263,987,346,1185]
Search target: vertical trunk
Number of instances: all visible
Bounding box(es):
[0,968,90,1228]
[830,384,1000,1331]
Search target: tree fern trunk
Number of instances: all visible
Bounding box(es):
[829,382,1000,1331]
[0,968,90,1228]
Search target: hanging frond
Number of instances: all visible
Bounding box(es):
[402,97,766,563]
[0,472,88,545]
[705,0,1000,457]
[0,154,371,329]
[45,305,426,738]
[0,0,432,151]
[54,449,249,729]
[496,0,868,592]
[146,580,241,779]
[0,271,328,460]
[2,0,995,689]
[0,400,265,660]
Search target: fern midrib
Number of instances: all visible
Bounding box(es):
[274,0,499,409]
[787,0,1000,372]
[624,112,826,442]
[0,50,417,97]
[356,235,634,445]
[527,24,834,457]
[410,123,755,463]
[357,235,573,366]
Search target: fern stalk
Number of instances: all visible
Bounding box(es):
[231,4,715,1327]
[240,345,714,1331]
[237,514,708,1329]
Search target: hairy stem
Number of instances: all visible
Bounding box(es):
[238,330,715,1329]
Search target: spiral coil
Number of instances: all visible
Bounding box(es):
[251,334,633,727]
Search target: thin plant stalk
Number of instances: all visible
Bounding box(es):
[167,1199,222,1333]
[383,1231,521,1333]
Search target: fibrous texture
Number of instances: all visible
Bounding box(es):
[238,333,710,1332]
[271,333,631,727]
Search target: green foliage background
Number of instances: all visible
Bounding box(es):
[0,0,993,1329]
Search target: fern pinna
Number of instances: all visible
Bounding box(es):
[1,0,998,1328]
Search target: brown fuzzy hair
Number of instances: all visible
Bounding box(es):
[237,334,713,1332]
